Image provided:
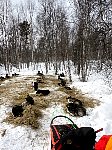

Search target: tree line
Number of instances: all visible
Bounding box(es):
[0,0,112,81]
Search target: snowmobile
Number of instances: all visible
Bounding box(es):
[50,115,103,150]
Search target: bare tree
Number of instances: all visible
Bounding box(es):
[36,0,70,74]
[0,0,13,72]
[27,0,36,66]
[72,0,92,81]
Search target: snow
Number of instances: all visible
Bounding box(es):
[0,63,112,149]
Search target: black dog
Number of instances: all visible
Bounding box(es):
[12,73,19,77]
[64,86,72,90]
[37,71,44,76]
[66,98,86,117]
[60,73,65,77]
[36,89,50,96]
[33,82,38,91]
[66,103,76,114]
[58,79,66,86]
[0,76,5,81]
[25,94,34,105]
[6,74,10,78]
[66,96,82,106]
[12,105,24,117]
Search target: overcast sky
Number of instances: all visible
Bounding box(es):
[10,0,74,22]
[10,0,74,9]
[11,0,26,5]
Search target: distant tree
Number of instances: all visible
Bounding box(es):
[19,20,30,39]
[72,0,92,81]
[72,0,112,80]
[27,0,36,65]
[18,20,31,67]
[36,0,70,74]
[0,0,13,72]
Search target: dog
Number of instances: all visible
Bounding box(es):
[58,79,66,86]
[36,89,50,96]
[33,82,38,91]
[25,94,34,105]
[12,105,24,117]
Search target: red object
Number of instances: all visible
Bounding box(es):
[95,135,112,150]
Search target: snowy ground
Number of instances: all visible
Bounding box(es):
[0,64,112,150]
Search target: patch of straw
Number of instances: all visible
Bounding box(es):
[4,105,42,129]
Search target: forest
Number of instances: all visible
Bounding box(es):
[0,0,112,81]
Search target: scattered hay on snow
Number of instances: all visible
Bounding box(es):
[1,74,100,129]
[57,86,100,108]
[4,105,42,129]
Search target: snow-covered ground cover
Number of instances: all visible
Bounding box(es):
[0,63,112,150]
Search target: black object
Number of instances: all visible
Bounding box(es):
[0,76,5,81]
[61,127,96,150]
[58,79,66,86]
[12,73,19,77]
[34,82,38,91]
[66,102,86,117]
[36,89,50,96]
[25,95,34,105]
[6,74,10,78]
[60,73,65,77]
[67,96,82,106]
[64,86,72,90]
[66,97,86,117]
[12,105,24,117]
[50,115,96,150]
[37,71,43,76]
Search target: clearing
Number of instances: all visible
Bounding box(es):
[0,74,99,149]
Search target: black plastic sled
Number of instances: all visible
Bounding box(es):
[50,115,103,150]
